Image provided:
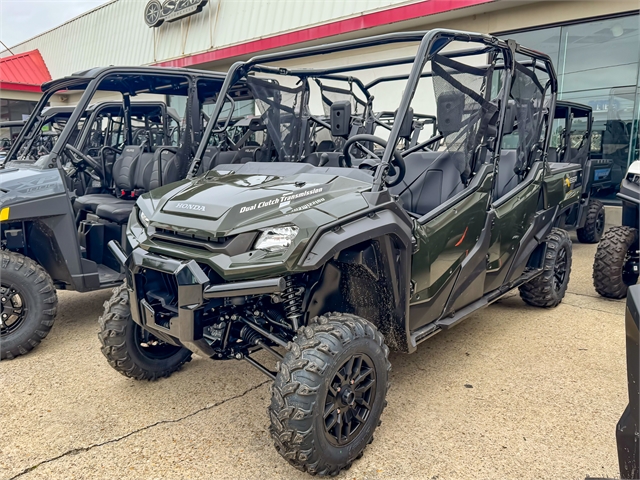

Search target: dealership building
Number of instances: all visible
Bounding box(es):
[1,0,639,173]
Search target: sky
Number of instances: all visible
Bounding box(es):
[0,0,111,48]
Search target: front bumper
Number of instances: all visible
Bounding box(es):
[109,240,286,357]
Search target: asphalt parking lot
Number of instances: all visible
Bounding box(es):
[1,216,628,480]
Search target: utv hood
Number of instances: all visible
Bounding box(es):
[147,163,373,233]
[0,165,66,206]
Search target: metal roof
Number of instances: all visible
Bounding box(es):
[41,65,226,93]
[0,49,51,91]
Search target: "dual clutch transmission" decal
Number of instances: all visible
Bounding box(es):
[237,186,327,215]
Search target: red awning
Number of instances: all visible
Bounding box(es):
[0,49,51,93]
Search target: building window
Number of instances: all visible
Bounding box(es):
[498,13,640,200]
[0,99,38,140]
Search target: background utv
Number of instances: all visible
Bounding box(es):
[0,67,227,359]
[100,30,582,476]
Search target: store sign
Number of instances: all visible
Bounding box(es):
[144,0,209,28]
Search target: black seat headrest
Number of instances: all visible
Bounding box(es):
[330,101,351,138]
[502,100,517,136]
[437,92,465,136]
[397,107,414,139]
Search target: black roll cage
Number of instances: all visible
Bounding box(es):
[191,30,557,191]
[6,67,226,175]
[554,101,594,140]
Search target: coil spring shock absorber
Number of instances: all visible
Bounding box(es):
[282,276,303,331]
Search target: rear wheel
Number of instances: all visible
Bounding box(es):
[269,312,390,476]
[593,226,639,299]
[519,228,572,308]
[576,199,605,244]
[1,251,57,360]
[98,284,192,380]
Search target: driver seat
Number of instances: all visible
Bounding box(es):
[94,148,180,224]
[74,145,145,213]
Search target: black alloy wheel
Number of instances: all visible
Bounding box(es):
[519,228,572,308]
[553,246,568,292]
[0,284,27,337]
[269,312,390,476]
[323,353,377,447]
[0,251,57,360]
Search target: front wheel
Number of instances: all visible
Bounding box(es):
[593,226,639,299]
[1,251,58,360]
[269,312,390,476]
[98,284,192,380]
[519,228,572,308]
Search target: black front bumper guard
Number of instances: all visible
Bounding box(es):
[108,240,286,357]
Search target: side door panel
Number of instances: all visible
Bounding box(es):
[483,167,543,293]
[409,168,493,330]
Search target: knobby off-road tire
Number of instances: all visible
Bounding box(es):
[593,226,639,299]
[0,251,57,360]
[269,312,391,476]
[98,284,192,380]
[519,228,572,308]
[576,199,605,244]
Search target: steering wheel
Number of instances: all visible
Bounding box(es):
[63,144,103,182]
[342,134,406,187]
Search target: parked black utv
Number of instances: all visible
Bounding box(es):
[100,30,581,475]
[0,67,227,359]
[593,161,640,298]
[617,284,640,478]
[549,101,613,243]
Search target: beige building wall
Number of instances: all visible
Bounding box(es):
[427,0,638,34]
[4,1,638,114]
[0,90,43,102]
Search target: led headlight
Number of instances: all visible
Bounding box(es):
[137,209,150,228]
[627,173,640,186]
[254,225,299,253]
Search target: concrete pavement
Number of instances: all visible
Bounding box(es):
[0,233,628,480]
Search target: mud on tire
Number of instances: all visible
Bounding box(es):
[269,312,391,476]
[576,199,605,244]
[1,251,57,360]
[98,283,192,380]
[519,228,572,308]
[593,226,639,299]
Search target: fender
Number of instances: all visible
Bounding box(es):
[3,193,99,291]
[298,197,414,352]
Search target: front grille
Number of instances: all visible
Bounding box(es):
[151,228,257,256]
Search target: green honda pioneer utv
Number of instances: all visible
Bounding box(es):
[101,30,581,475]
[548,101,613,243]
[0,66,229,359]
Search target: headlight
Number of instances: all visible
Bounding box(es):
[254,225,299,253]
[627,173,640,186]
[138,209,150,228]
